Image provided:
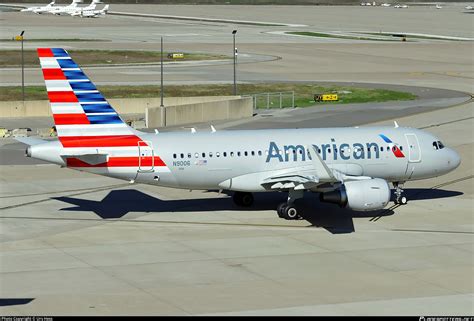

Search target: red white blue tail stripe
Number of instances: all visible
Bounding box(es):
[38,48,141,147]
[38,48,168,170]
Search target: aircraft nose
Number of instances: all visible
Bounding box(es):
[447,148,461,171]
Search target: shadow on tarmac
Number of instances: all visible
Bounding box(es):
[53,187,462,234]
[0,298,35,307]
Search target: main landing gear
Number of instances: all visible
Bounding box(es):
[393,182,408,205]
[276,189,304,220]
[232,190,305,220]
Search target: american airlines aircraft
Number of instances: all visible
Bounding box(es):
[20,48,461,220]
[20,0,56,14]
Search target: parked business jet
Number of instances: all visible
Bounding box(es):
[71,4,109,18]
[20,48,461,220]
[20,0,56,14]
[48,0,83,15]
[68,0,102,16]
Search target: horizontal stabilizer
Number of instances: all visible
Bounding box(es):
[14,137,48,146]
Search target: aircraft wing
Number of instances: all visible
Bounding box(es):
[260,145,371,191]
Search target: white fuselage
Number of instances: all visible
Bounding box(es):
[28,126,461,192]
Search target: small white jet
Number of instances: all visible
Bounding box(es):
[68,0,102,16]
[20,0,56,14]
[48,0,83,15]
[381,3,391,7]
[465,5,474,10]
[20,48,461,221]
[71,4,109,18]
[435,4,442,9]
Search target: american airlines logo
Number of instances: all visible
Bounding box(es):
[265,134,405,163]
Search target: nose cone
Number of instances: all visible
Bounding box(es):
[447,148,461,171]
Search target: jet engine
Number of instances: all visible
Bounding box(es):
[320,178,391,211]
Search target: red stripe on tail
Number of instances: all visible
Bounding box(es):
[53,114,90,125]
[42,68,66,80]
[48,91,78,103]
[37,48,54,57]
[59,135,145,148]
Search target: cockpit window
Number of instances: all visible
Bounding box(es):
[433,141,439,150]
[437,141,445,149]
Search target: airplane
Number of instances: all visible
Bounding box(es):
[68,0,102,16]
[48,0,83,15]
[20,0,56,14]
[393,4,408,8]
[465,5,474,10]
[435,4,442,9]
[19,48,461,220]
[70,4,109,18]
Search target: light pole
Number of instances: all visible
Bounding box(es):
[160,36,165,127]
[160,36,164,108]
[16,31,25,102]
[232,30,237,96]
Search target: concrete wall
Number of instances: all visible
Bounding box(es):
[0,96,242,118]
[146,97,253,128]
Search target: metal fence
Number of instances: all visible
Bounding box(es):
[244,91,295,109]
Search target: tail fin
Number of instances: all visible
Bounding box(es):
[37,48,140,148]
[102,4,109,12]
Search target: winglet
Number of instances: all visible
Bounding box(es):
[306,145,338,182]
[394,121,399,128]
[210,125,216,133]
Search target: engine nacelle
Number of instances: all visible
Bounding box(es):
[320,178,391,211]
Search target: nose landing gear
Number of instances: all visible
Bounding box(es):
[393,182,408,205]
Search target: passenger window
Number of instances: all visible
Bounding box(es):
[244,151,248,156]
[195,153,199,158]
[209,152,213,157]
[258,151,262,156]
[433,142,438,150]
[187,153,191,158]
[399,146,403,151]
[173,153,177,159]
[180,153,184,159]
[265,150,269,156]
[380,147,384,151]
[202,152,206,158]
[438,141,445,149]
[328,149,331,153]
[230,151,234,157]
[251,151,255,156]
[216,152,220,157]
[237,151,241,157]
[223,152,227,157]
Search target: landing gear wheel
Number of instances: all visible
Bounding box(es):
[233,192,254,207]
[276,202,287,218]
[281,205,299,220]
[400,196,408,205]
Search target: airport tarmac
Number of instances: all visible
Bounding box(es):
[0,3,473,316]
[0,101,473,315]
